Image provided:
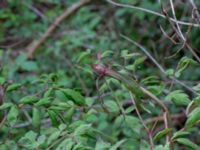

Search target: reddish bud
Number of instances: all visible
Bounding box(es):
[92,64,108,76]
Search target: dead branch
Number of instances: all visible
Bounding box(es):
[26,0,92,58]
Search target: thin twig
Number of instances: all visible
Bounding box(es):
[106,0,200,27]
[0,116,6,129]
[96,77,109,113]
[129,92,154,149]
[12,118,51,128]
[139,87,171,148]
[161,1,200,64]
[0,86,6,129]
[140,87,168,112]
[144,112,185,124]
[22,1,47,20]
[132,86,172,148]
[190,0,200,24]
[159,25,178,44]
[0,39,27,48]
[164,43,185,59]
[169,0,186,41]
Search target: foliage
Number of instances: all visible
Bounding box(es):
[0,0,200,149]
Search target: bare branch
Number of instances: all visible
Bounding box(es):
[26,0,92,58]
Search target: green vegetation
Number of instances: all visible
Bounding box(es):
[0,0,200,149]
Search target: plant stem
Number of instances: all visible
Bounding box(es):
[130,92,154,149]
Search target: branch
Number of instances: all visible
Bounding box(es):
[161,1,200,64]
[129,92,154,149]
[106,0,200,28]
[144,112,185,124]
[169,0,185,41]
[26,0,92,58]
[190,0,200,24]
[120,34,200,96]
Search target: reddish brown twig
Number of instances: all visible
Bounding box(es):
[130,93,155,150]
[26,0,92,58]
[144,112,186,125]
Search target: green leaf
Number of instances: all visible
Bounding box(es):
[32,108,41,128]
[175,57,197,77]
[140,140,151,150]
[72,144,93,150]
[154,144,169,150]
[125,106,134,114]
[147,85,165,96]
[18,131,40,149]
[193,96,200,106]
[117,73,144,98]
[47,130,61,145]
[172,131,190,140]
[186,96,200,114]
[37,135,46,145]
[20,96,38,104]
[56,102,73,109]
[64,107,75,121]
[0,77,6,85]
[47,109,59,127]
[58,124,67,131]
[21,61,38,71]
[55,90,68,101]
[125,115,141,133]
[185,107,200,128]
[153,128,172,141]
[114,115,124,128]
[131,56,146,71]
[77,50,91,63]
[74,124,92,136]
[0,102,13,110]
[175,138,200,150]
[43,88,53,97]
[141,76,160,85]
[186,101,196,115]
[193,84,200,93]
[105,100,120,113]
[49,106,67,111]
[165,69,174,77]
[56,138,74,150]
[95,139,111,150]
[85,97,94,107]
[110,139,126,150]
[121,50,140,59]
[34,97,51,106]
[6,83,21,92]
[61,88,85,105]
[7,105,19,125]
[101,50,114,58]
[166,90,190,106]
[16,53,27,66]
